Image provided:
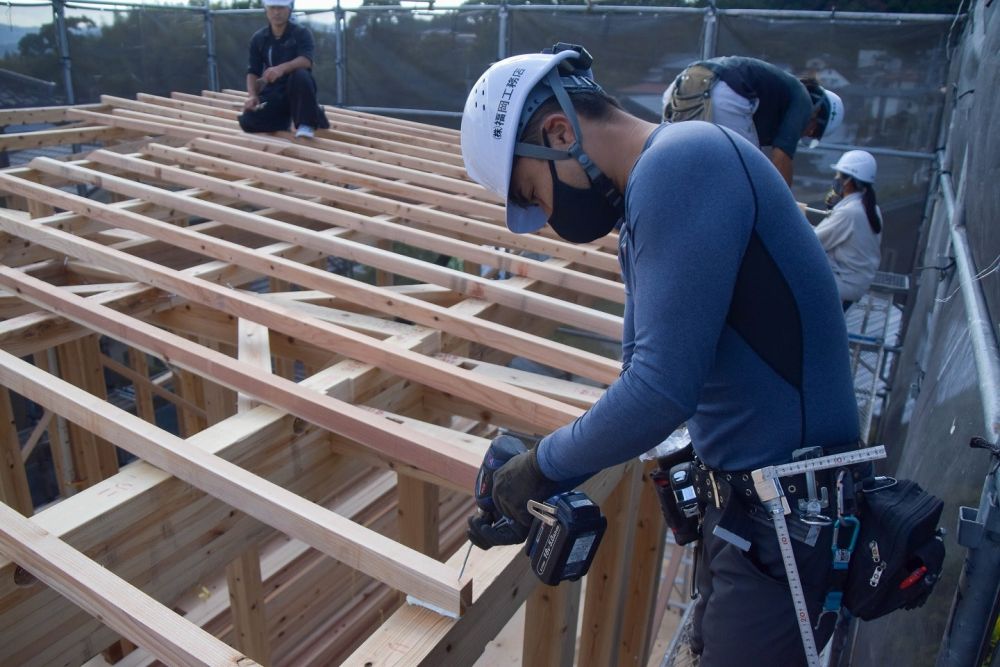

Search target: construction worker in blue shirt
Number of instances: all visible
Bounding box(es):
[461,44,860,666]
[663,56,844,186]
[238,0,330,139]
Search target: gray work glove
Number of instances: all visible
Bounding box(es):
[492,448,563,530]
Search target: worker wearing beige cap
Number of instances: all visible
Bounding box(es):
[238,0,329,138]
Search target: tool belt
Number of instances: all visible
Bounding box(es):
[692,464,836,513]
[664,63,718,123]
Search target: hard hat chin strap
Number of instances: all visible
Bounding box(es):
[512,68,623,214]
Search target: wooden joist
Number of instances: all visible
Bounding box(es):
[0,502,257,666]
[0,93,672,667]
[0,204,585,434]
[0,126,126,153]
[0,348,471,615]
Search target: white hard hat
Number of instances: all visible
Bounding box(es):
[263,0,293,7]
[831,150,877,184]
[817,88,844,139]
[461,50,591,233]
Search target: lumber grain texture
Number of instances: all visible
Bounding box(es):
[0,502,257,667]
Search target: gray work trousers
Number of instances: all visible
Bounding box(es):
[690,502,838,667]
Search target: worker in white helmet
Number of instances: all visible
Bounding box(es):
[237,0,329,139]
[814,150,883,310]
[662,56,844,186]
[463,44,860,666]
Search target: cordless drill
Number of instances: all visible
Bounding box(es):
[465,434,607,585]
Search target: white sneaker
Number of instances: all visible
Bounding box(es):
[295,125,315,139]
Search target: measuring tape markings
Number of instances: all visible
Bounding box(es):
[753,445,888,667]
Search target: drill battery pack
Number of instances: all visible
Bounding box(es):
[525,492,607,586]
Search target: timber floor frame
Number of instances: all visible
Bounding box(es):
[0,93,666,667]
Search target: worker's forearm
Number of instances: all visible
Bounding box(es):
[246,74,260,96]
[280,56,312,75]
[771,148,794,186]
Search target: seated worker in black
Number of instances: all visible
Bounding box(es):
[238,0,329,138]
[663,56,844,186]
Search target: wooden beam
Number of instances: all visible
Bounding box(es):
[145,142,624,303]
[0,348,472,616]
[347,462,631,665]
[101,94,466,168]
[0,263,482,488]
[41,153,624,343]
[0,502,257,667]
[0,126,125,152]
[65,107,489,201]
[0,104,102,126]
[0,197,588,434]
[101,352,207,420]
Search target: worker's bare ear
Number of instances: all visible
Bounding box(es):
[540,113,576,148]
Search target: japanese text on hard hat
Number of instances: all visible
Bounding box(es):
[493,67,526,140]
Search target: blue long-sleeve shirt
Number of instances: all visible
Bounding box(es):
[537,121,859,481]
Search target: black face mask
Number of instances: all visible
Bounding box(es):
[832,175,847,197]
[543,136,623,244]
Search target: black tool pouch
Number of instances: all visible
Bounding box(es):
[843,478,945,620]
[650,442,701,545]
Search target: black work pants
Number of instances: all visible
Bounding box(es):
[690,503,838,667]
[238,69,330,133]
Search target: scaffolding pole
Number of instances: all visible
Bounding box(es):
[204,4,219,93]
[52,0,75,105]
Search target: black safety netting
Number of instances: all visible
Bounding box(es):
[508,9,705,122]
[716,15,952,153]
[46,5,208,103]
[342,8,498,125]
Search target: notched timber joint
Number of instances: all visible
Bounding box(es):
[13,564,37,587]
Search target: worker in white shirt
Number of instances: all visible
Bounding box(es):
[814,150,882,310]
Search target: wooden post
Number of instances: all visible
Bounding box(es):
[225,318,275,665]
[0,387,33,515]
[127,348,156,423]
[618,461,667,666]
[227,546,271,666]
[173,366,208,437]
[54,335,119,488]
[577,463,643,667]
[34,349,77,498]
[523,579,582,667]
[396,475,439,559]
[200,338,235,425]
[267,279,294,381]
